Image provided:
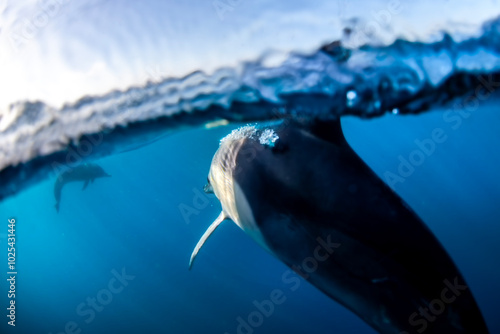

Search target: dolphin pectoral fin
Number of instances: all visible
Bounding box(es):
[82,180,90,190]
[189,211,227,270]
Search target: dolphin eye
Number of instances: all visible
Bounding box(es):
[204,177,214,194]
[203,183,214,194]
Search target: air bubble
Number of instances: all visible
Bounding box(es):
[346,90,358,107]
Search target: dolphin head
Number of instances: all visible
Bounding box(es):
[189,125,274,269]
[207,134,246,228]
[92,164,111,178]
[206,125,276,251]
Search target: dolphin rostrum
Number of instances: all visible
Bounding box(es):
[54,162,111,212]
[190,120,488,334]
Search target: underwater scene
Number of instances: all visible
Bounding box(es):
[1,1,500,333]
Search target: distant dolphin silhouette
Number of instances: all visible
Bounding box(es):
[54,163,111,212]
[190,120,488,334]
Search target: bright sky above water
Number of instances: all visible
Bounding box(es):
[0,0,498,112]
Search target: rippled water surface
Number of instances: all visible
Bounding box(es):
[1,1,499,333]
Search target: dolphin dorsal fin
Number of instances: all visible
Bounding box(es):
[189,211,227,270]
[308,119,346,146]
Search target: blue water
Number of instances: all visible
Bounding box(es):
[1,1,500,333]
[1,94,499,333]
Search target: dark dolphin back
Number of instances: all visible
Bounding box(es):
[233,121,488,334]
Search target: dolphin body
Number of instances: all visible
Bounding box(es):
[190,120,488,334]
[54,163,111,212]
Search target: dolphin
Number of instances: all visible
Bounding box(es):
[54,162,111,212]
[189,120,488,334]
